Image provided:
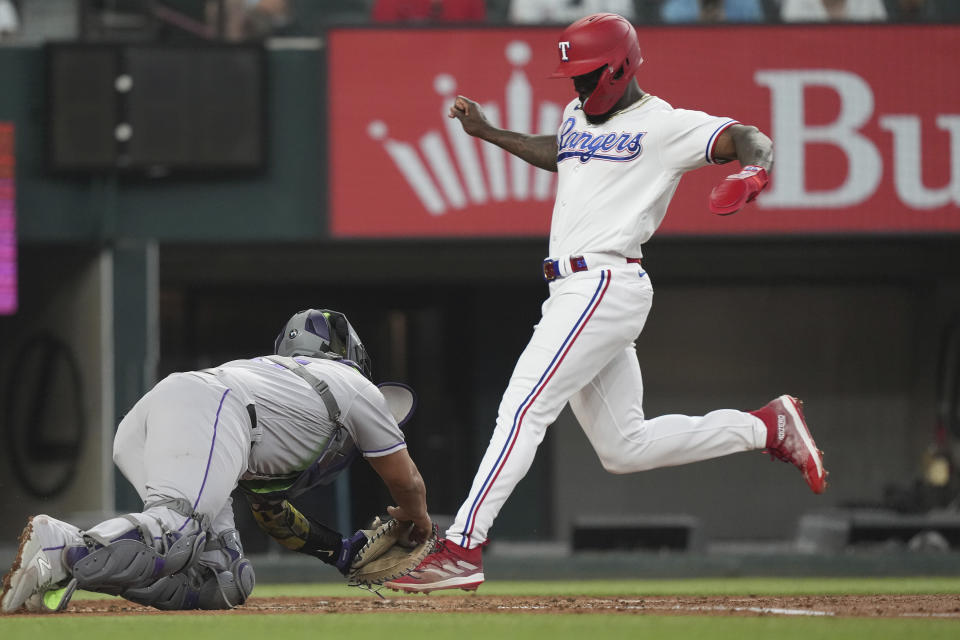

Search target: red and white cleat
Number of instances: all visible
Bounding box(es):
[752,395,828,494]
[384,538,484,594]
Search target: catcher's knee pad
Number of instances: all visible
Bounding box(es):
[66,520,206,594]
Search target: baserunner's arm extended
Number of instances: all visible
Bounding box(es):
[448,95,559,172]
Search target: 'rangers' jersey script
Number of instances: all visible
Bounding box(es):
[550,94,736,258]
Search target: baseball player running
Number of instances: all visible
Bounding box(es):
[1,308,432,613]
[386,13,827,594]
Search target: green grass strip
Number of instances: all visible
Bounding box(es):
[2,612,959,640]
[61,576,960,602]
[244,576,960,598]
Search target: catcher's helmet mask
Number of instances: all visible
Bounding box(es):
[274,308,373,379]
[550,13,643,117]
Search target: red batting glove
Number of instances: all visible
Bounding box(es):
[708,165,769,215]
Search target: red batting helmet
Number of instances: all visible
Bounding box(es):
[550,13,643,116]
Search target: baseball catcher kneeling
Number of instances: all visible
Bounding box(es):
[1,308,434,613]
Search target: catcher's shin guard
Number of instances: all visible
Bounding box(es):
[196,558,255,609]
[121,559,255,611]
[122,529,255,610]
[197,529,255,608]
[66,515,206,595]
[122,572,202,610]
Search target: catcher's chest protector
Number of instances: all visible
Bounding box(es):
[239,356,358,500]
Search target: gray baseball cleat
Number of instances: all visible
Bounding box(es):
[1,515,78,614]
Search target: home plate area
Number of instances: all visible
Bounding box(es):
[24,594,960,618]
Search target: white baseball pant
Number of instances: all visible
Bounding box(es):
[448,263,767,548]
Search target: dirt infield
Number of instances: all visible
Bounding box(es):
[15,594,959,618]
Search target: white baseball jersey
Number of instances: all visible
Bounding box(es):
[550,94,736,258]
[445,93,768,549]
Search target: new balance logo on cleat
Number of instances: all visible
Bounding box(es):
[36,555,51,574]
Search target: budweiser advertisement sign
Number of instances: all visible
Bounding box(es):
[328,26,960,237]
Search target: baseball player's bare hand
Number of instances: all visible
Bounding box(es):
[386,505,432,544]
[448,95,491,138]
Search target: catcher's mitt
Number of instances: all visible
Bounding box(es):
[347,519,438,587]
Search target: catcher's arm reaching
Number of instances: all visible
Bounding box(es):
[246,494,348,563]
[340,449,435,587]
[366,448,432,542]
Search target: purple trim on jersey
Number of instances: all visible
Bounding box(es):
[459,270,613,547]
[43,545,65,551]
[180,387,229,531]
[705,120,738,164]
[363,441,406,455]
